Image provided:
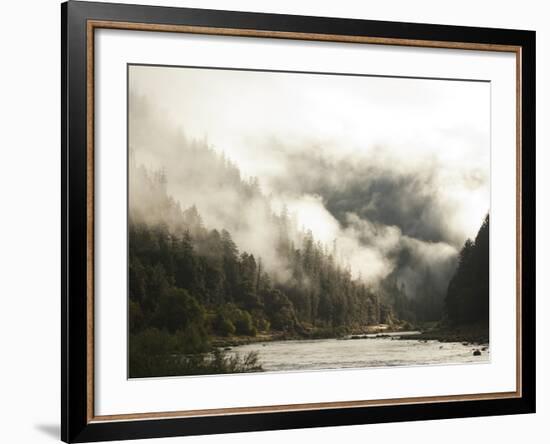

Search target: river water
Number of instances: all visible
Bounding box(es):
[226,332,489,372]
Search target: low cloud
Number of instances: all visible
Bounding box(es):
[128,65,490,299]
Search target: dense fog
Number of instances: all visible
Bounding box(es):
[128,64,490,299]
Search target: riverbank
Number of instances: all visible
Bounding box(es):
[212,321,489,349]
[398,322,489,345]
[211,323,413,348]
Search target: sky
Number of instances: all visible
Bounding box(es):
[128,64,490,290]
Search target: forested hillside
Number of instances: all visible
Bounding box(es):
[128,160,395,377]
[128,134,489,377]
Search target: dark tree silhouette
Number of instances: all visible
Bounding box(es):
[445,214,489,326]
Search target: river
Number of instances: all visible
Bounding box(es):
[225,332,489,372]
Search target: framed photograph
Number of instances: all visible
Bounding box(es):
[61,1,536,442]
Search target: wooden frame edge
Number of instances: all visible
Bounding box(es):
[90,391,520,423]
[83,17,526,426]
[86,18,95,424]
[89,19,522,52]
[515,46,523,399]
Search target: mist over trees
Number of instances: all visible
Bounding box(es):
[128,141,490,378]
[128,91,490,377]
[128,93,462,313]
[128,161,392,376]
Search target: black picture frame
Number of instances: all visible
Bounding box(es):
[61,1,536,442]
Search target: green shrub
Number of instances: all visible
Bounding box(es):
[129,300,145,333]
[152,288,205,334]
[212,312,236,336]
[234,310,256,336]
[212,304,257,336]
[128,331,263,378]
